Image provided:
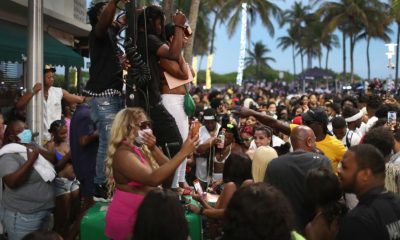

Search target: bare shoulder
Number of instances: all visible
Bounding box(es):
[113,145,139,163]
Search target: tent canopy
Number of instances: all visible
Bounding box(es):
[0,20,83,67]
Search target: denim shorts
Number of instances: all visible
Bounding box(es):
[0,206,51,240]
[54,177,80,197]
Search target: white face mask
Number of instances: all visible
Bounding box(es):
[135,129,153,145]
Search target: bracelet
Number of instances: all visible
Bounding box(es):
[175,24,186,30]
[31,89,36,95]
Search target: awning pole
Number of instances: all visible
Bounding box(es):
[27,0,43,144]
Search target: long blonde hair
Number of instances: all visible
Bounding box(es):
[105,107,157,197]
[252,146,278,183]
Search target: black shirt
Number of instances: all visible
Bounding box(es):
[337,186,400,240]
[85,27,123,94]
[134,32,165,107]
[265,150,332,231]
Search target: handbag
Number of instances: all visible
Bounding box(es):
[184,85,195,117]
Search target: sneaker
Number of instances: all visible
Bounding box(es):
[93,184,110,202]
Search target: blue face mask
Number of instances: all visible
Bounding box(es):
[17,129,32,144]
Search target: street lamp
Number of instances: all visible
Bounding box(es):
[386,43,397,92]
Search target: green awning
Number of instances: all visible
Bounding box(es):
[0,20,84,67]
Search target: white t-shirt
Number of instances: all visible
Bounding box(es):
[366,116,378,132]
[195,123,221,182]
[342,129,362,147]
[43,87,63,141]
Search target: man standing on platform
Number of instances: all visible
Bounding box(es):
[85,0,127,200]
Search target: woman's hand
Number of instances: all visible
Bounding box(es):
[142,130,157,151]
[181,127,200,156]
[191,192,203,202]
[173,10,186,26]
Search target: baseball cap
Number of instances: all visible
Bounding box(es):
[203,108,217,121]
[301,108,328,126]
[44,64,56,73]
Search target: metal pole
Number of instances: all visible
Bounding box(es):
[27,0,43,144]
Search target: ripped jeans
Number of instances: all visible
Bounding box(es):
[88,96,124,185]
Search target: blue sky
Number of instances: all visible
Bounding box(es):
[208,1,396,79]
[86,0,397,79]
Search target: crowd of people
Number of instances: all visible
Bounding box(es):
[1,1,400,240]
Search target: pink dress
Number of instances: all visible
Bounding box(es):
[105,143,148,240]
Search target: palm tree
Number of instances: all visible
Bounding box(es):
[245,41,275,79]
[222,0,282,39]
[162,0,175,24]
[321,33,340,70]
[183,0,201,64]
[298,13,323,70]
[202,0,226,56]
[281,2,312,73]
[357,4,392,81]
[277,29,297,80]
[319,0,384,83]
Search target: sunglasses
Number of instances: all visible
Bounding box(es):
[243,137,253,142]
[138,121,152,130]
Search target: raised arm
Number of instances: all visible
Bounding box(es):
[16,83,42,110]
[234,106,291,135]
[62,89,84,105]
[114,134,199,187]
[94,0,120,38]
[160,55,189,79]
[156,12,186,61]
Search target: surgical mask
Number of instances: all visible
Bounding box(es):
[17,129,32,144]
[135,129,152,145]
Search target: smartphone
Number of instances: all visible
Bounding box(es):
[193,179,203,195]
[388,111,397,125]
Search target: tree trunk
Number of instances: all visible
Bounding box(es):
[342,31,346,83]
[209,12,219,55]
[300,52,304,73]
[366,37,371,81]
[184,0,201,65]
[162,0,174,24]
[318,54,322,69]
[350,35,355,84]
[325,48,330,70]
[307,52,312,70]
[292,44,296,81]
[396,24,400,91]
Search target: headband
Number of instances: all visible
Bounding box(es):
[345,111,363,123]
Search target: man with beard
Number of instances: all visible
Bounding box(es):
[337,144,400,240]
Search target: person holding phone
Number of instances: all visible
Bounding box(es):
[104,108,199,240]
[187,153,252,219]
[159,23,195,189]
[134,6,187,186]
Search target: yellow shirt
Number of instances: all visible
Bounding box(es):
[316,134,347,172]
[290,124,347,172]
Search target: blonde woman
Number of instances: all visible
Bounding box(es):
[104,108,199,240]
[252,146,278,183]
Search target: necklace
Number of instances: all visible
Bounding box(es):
[217,144,232,162]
